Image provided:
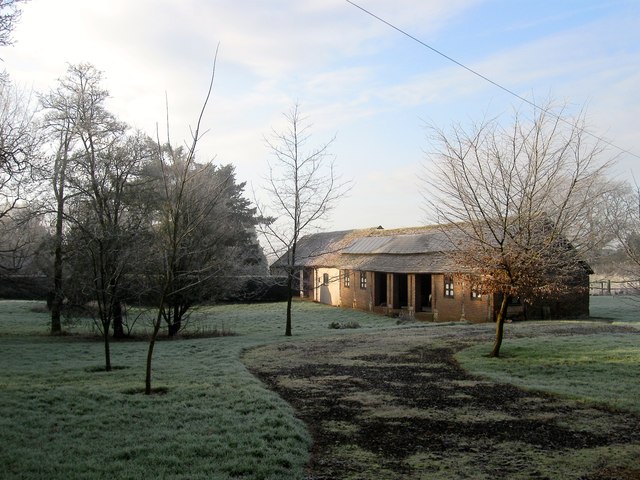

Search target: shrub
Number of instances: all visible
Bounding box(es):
[328,321,361,329]
[222,276,290,303]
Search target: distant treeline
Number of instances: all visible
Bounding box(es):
[0,275,291,304]
[0,275,49,300]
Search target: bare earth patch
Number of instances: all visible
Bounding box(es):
[243,323,640,479]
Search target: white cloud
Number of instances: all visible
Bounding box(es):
[332,162,423,231]
[3,0,638,232]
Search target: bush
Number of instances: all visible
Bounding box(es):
[223,276,290,303]
[0,275,49,300]
[180,322,237,339]
[328,321,361,329]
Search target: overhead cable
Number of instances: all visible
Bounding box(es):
[346,0,639,160]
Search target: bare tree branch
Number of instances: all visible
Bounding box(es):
[256,103,351,336]
[423,100,613,357]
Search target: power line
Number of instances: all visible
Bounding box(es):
[346,0,640,161]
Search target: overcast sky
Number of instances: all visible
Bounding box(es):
[4,0,639,231]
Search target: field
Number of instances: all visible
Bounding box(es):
[1,297,639,479]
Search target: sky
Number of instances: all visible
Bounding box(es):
[3,0,639,232]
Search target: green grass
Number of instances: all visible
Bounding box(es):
[456,296,640,414]
[589,294,640,323]
[0,300,395,480]
[0,300,52,335]
[456,333,640,413]
[1,296,639,478]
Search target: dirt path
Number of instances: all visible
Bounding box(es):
[243,324,640,479]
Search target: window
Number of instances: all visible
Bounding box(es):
[444,275,454,298]
[471,285,482,300]
[322,273,329,286]
[359,271,367,289]
[343,270,350,288]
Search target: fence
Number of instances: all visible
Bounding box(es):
[590,279,640,296]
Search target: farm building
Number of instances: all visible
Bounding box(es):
[271,226,591,323]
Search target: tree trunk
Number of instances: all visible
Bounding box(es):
[285,271,293,337]
[146,292,168,394]
[145,310,163,395]
[51,241,63,334]
[168,318,181,337]
[99,302,112,371]
[104,328,112,372]
[490,294,510,357]
[145,338,155,395]
[51,169,66,335]
[112,298,125,338]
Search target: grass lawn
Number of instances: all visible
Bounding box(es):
[244,302,640,479]
[589,294,640,324]
[1,295,638,479]
[456,295,640,414]
[456,333,640,413]
[0,300,394,480]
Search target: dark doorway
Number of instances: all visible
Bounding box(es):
[375,272,387,306]
[394,274,409,308]
[416,274,432,311]
[302,268,313,298]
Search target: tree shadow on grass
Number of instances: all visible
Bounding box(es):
[121,386,170,396]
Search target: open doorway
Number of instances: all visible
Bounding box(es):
[374,272,387,306]
[301,268,313,298]
[415,274,432,311]
[394,274,409,308]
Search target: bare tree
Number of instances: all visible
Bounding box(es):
[144,153,261,337]
[63,131,152,369]
[0,0,26,48]
[424,103,613,357]
[0,79,39,270]
[145,51,221,394]
[257,104,350,336]
[0,67,43,306]
[0,80,37,207]
[40,66,87,334]
[0,206,45,275]
[0,0,28,84]
[39,63,139,356]
[39,75,75,334]
[604,177,640,292]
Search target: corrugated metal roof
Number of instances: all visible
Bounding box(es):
[343,236,394,254]
[294,230,355,264]
[271,225,465,273]
[340,251,456,273]
[271,223,590,276]
[343,231,456,254]
[272,229,361,268]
